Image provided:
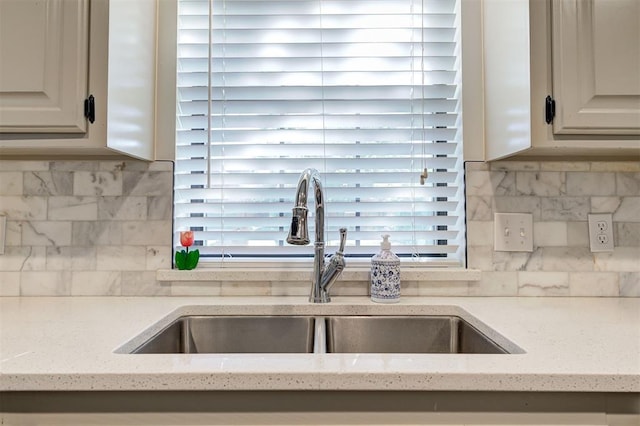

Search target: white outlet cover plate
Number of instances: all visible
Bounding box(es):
[588,213,614,252]
[494,212,533,252]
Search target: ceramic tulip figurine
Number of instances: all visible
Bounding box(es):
[175,231,199,270]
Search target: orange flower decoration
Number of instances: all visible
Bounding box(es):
[180,231,195,247]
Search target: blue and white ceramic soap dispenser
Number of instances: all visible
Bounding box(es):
[370,234,401,303]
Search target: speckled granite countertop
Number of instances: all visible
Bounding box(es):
[0,296,638,392]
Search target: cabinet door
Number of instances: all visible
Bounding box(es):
[551,0,640,135]
[0,0,89,133]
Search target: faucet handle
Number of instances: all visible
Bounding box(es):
[337,228,347,254]
[320,228,347,297]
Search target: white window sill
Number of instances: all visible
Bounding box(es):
[156,267,481,283]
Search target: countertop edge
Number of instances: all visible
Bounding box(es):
[2,372,639,393]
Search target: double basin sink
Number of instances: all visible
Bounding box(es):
[127,315,514,355]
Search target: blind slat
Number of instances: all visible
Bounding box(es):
[175,198,460,211]
[175,172,461,188]
[178,42,457,58]
[178,86,458,102]
[176,142,459,157]
[194,245,460,257]
[193,230,458,242]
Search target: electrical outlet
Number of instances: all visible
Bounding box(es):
[494,213,533,252]
[588,213,614,252]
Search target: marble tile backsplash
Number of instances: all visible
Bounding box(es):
[466,161,639,297]
[0,160,173,296]
[1,160,638,297]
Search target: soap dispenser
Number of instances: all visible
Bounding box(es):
[370,234,401,303]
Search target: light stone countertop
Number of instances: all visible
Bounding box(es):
[0,296,638,392]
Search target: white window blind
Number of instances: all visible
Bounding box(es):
[175,0,464,263]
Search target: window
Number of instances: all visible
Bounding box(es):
[175,0,464,264]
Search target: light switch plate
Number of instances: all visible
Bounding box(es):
[494,213,533,252]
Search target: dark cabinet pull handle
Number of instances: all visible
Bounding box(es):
[545,95,555,124]
[84,95,95,124]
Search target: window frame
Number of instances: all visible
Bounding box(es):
[155,0,485,270]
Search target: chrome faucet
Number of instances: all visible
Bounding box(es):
[287,168,347,303]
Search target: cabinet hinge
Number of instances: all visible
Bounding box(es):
[84,95,95,124]
[545,95,556,124]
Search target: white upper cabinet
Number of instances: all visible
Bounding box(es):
[551,0,640,135]
[483,0,640,160]
[0,0,157,160]
[0,0,89,133]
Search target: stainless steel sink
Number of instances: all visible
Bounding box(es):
[325,316,508,354]
[132,316,315,354]
[125,313,514,355]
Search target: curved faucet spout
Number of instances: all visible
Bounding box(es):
[286,168,346,303]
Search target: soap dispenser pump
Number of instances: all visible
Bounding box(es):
[370,234,401,303]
